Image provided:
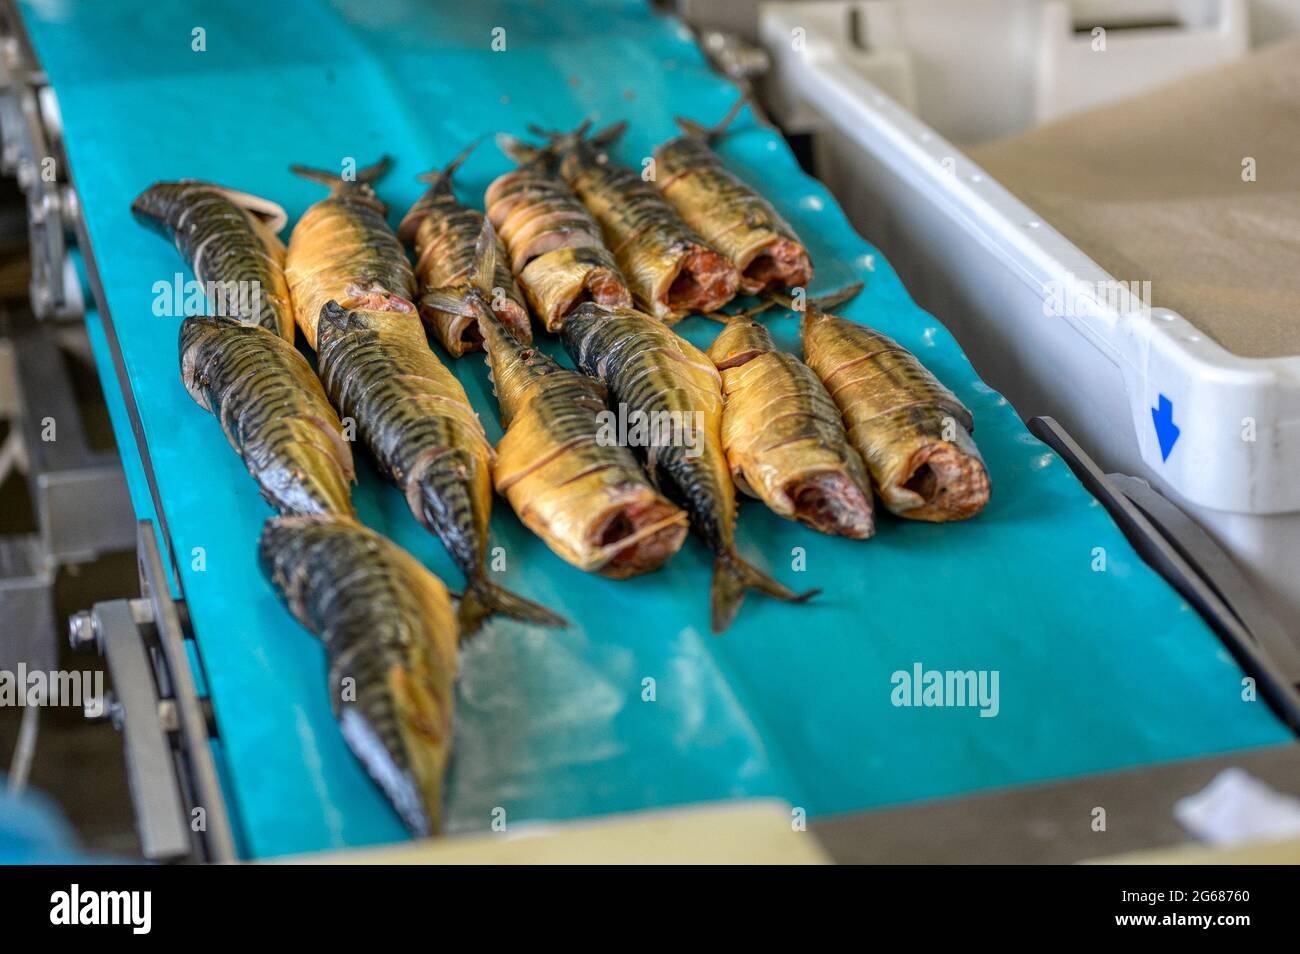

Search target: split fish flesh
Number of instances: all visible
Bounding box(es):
[543,121,738,322]
[797,288,991,521]
[288,157,564,633]
[654,99,813,295]
[425,221,689,576]
[707,310,873,538]
[486,127,631,331]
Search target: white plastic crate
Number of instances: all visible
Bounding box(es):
[759,0,1300,634]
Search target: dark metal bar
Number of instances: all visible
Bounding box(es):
[69,520,238,863]
[134,520,237,863]
[92,598,191,861]
[1028,415,1300,735]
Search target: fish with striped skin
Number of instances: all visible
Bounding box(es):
[287,158,565,633]
[794,288,991,521]
[132,180,295,341]
[259,514,458,837]
[561,303,817,632]
[427,222,689,576]
[707,306,874,538]
[178,316,355,517]
[654,99,813,295]
[133,180,354,516]
[539,121,739,323]
[398,142,532,357]
[283,156,418,349]
[487,126,631,331]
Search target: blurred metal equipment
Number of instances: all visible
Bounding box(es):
[67,520,235,863]
[697,28,770,86]
[0,3,82,321]
[0,304,134,673]
[668,0,769,41]
[0,533,53,673]
[9,307,134,563]
[0,4,132,675]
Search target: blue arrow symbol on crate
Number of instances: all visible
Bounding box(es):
[1151,394,1180,462]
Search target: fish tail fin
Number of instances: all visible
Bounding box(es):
[710,551,819,634]
[676,95,749,143]
[291,155,392,192]
[416,139,481,187]
[467,218,499,302]
[590,120,629,151]
[714,298,779,323]
[457,578,569,638]
[808,281,865,313]
[496,131,544,165]
[524,118,594,146]
[498,120,594,167]
[766,282,866,332]
[354,156,393,184]
[522,117,625,158]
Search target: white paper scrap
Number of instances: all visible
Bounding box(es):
[1174,768,1300,846]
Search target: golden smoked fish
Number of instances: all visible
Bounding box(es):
[284,156,417,349]
[561,304,817,632]
[707,311,874,538]
[286,158,565,633]
[655,99,813,295]
[427,222,689,576]
[133,180,295,340]
[486,127,631,331]
[398,142,532,357]
[796,290,991,521]
[179,317,355,517]
[543,122,738,322]
[259,514,457,836]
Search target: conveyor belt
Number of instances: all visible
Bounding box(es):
[18,0,1292,859]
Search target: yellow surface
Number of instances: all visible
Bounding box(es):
[1091,836,1300,865]
[278,799,830,865]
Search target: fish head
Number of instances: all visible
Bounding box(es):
[316,299,370,344]
[337,658,453,839]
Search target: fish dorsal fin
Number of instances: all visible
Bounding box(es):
[467,219,498,302]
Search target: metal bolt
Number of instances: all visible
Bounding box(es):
[68,609,97,650]
[157,700,179,733]
[109,696,124,731]
[83,688,113,724]
[59,186,78,228]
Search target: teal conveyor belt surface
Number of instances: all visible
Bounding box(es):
[19,0,1290,858]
